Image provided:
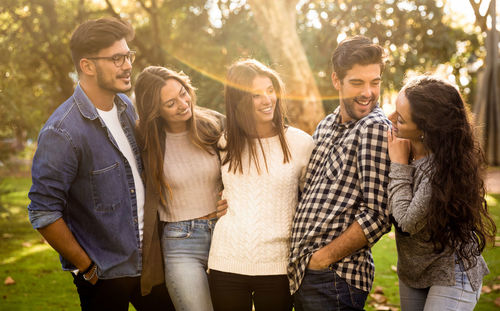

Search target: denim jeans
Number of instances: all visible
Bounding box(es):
[161,218,216,311]
[399,262,481,311]
[294,267,368,311]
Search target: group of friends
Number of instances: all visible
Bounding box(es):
[27,17,496,311]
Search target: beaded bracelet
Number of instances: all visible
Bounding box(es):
[80,260,95,275]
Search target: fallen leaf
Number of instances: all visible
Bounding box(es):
[373,286,385,294]
[492,284,500,291]
[2,233,13,239]
[375,306,391,311]
[387,232,395,240]
[22,242,32,248]
[497,275,500,281]
[4,276,15,285]
[495,241,500,247]
[482,285,492,294]
[391,265,398,273]
[370,293,388,304]
[495,297,500,307]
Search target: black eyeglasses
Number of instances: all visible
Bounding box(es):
[86,50,136,67]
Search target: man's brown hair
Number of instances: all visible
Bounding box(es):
[331,36,385,81]
[70,17,134,73]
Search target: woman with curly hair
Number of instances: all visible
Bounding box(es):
[387,75,496,310]
[134,66,224,311]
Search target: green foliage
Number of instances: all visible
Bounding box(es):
[0,0,483,149]
[296,0,481,112]
[0,0,79,140]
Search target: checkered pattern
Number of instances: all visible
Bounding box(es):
[288,106,392,294]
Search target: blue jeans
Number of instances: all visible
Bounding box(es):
[294,268,368,311]
[399,262,481,311]
[161,218,217,311]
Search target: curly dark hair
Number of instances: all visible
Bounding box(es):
[403,76,496,269]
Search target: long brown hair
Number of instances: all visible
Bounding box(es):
[223,59,291,174]
[134,66,223,205]
[404,76,496,269]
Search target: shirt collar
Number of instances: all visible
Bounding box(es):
[73,83,127,120]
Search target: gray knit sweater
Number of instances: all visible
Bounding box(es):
[388,157,489,290]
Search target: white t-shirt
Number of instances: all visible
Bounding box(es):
[97,104,145,245]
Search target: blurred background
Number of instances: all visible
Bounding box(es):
[0,0,498,164]
[0,1,500,310]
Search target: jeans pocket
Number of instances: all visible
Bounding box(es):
[163,222,192,239]
[347,282,368,309]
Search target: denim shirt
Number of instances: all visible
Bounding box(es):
[28,84,143,279]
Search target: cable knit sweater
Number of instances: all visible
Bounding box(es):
[208,127,314,276]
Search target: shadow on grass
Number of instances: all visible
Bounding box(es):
[367,193,500,311]
[0,177,79,311]
[1,177,499,311]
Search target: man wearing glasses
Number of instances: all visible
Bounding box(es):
[28,17,173,310]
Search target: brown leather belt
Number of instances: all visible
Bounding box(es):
[196,211,218,220]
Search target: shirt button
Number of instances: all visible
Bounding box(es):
[134,218,138,223]
[130,189,135,194]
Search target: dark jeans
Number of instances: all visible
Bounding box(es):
[72,273,175,311]
[208,269,292,311]
[294,268,368,311]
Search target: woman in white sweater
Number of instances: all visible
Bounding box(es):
[134,66,224,311]
[208,59,315,311]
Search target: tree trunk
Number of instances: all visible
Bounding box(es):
[247,0,325,134]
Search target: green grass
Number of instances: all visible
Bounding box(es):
[0,177,78,310]
[0,176,499,310]
[367,193,500,310]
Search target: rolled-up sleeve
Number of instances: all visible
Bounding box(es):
[28,126,78,229]
[355,123,391,246]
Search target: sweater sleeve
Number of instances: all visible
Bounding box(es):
[388,162,432,234]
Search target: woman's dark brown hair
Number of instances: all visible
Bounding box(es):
[223,59,291,174]
[134,66,223,205]
[404,76,496,269]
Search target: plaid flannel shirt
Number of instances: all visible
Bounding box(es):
[288,106,391,294]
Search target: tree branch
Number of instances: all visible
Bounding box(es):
[468,0,489,32]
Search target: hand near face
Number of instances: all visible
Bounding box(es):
[387,128,410,164]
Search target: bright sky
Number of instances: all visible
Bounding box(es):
[445,0,477,25]
[445,0,499,31]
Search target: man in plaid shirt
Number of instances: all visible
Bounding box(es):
[288,36,392,310]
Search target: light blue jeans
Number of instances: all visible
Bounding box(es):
[161,218,217,311]
[399,262,481,311]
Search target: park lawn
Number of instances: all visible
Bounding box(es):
[0,176,499,310]
[367,193,500,310]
